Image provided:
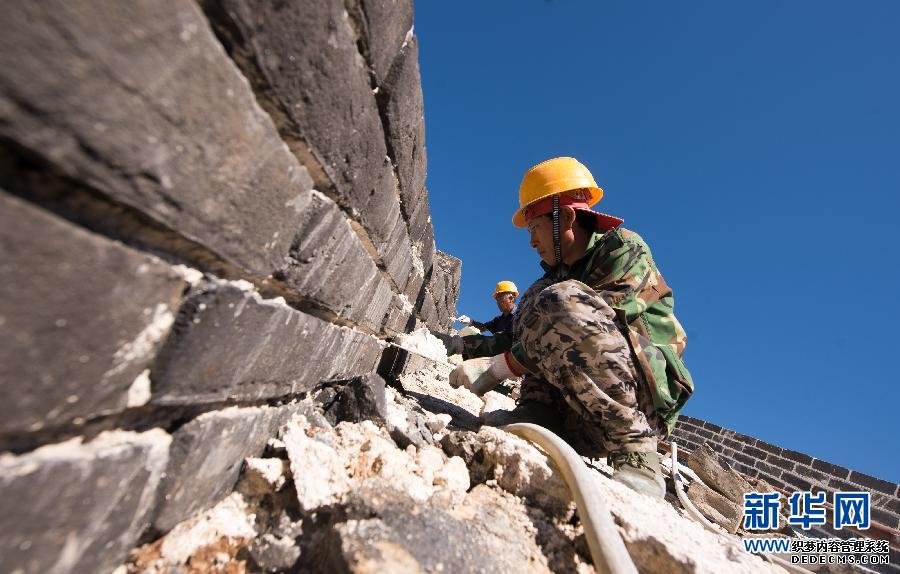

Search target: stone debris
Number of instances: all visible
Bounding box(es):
[480,389,517,417]
[424,412,453,434]
[117,356,791,574]
[158,493,256,566]
[394,327,450,363]
[441,427,571,515]
[591,470,783,574]
[248,533,301,572]
[282,416,351,510]
[0,429,171,574]
[237,457,288,497]
[687,443,754,504]
[284,415,470,510]
[686,480,743,533]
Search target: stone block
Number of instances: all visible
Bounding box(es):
[381,291,417,335]
[380,35,427,217]
[356,0,413,85]
[417,288,441,331]
[0,192,185,435]
[810,459,850,480]
[687,443,754,504]
[377,344,443,381]
[203,0,416,292]
[0,1,309,278]
[0,429,171,573]
[278,190,404,332]
[151,280,385,405]
[847,470,897,496]
[431,250,461,328]
[317,374,389,426]
[321,502,527,573]
[780,448,813,466]
[766,453,797,473]
[153,404,298,532]
[686,481,742,533]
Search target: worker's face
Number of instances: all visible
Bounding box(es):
[526,215,555,265]
[526,208,576,266]
[494,292,516,313]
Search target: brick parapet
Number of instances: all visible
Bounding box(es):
[670,415,900,533]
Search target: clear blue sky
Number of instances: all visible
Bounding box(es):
[415,1,899,483]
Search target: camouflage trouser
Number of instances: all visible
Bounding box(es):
[515,278,664,458]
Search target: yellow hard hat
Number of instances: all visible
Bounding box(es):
[512,157,604,228]
[493,280,518,298]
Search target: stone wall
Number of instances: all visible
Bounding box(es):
[670,416,899,547]
[0,1,459,572]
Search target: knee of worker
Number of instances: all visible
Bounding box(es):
[537,280,615,319]
[519,280,617,346]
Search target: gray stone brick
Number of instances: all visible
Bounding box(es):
[154,403,300,532]
[0,192,185,434]
[810,458,851,480]
[847,470,897,496]
[681,415,705,427]
[151,280,385,405]
[732,452,758,468]
[767,454,797,473]
[780,448,814,466]
[754,440,784,457]
[792,466,833,489]
[701,420,724,433]
[202,0,418,296]
[742,445,768,461]
[869,506,899,530]
[379,35,427,219]
[355,0,413,84]
[781,472,813,492]
[277,190,410,332]
[430,251,461,328]
[0,429,170,573]
[722,437,743,450]
[0,1,309,279]
[417,288,441,331]
[753,459,783,479]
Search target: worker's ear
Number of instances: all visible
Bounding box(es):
[560,205,577,230]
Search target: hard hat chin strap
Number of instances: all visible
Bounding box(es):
[552,194,563,275]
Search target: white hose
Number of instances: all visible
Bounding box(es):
[670,442,812,574]
[501,423,638,574]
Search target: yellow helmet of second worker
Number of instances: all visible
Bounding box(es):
[512,157,604,228]
[493,280,518,298]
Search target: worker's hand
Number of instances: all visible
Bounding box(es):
[449,354,517,396]
[456,314,472,325]
[430,330,464,355]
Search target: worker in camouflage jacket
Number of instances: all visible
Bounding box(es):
[450,157,694,498]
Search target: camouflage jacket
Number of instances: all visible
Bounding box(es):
[509,227,694,432]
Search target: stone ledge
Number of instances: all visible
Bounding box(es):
[151,280,386,405]
[154,402,309,532]
[0,429,171,573]
[0,191,186,434]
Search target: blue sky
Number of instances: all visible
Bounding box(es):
[415,1,899,482]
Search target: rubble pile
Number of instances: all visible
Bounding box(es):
[116,363,791,574]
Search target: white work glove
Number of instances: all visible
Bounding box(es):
[456,314,472,325]
[449,353,517,396]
